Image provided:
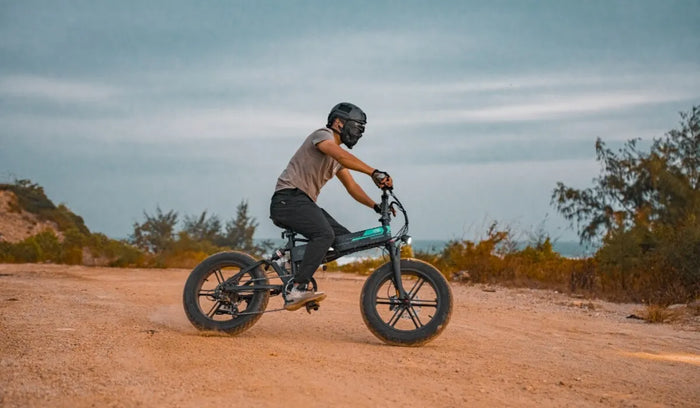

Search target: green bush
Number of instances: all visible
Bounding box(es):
[0,230,62,263]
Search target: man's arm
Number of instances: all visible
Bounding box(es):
[336,168,376,209]
[317,139,393,189]
[317,139,374,175]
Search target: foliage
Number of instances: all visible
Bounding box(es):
[638,304,684,324]
[334,256,388,275]
[411,224,588,292]
[128,199,272,266]
[130,207,178,254]
[0,180,147,266]
[0,227,146,266]
[0,180,270,268]
[552,105,699,303]
[218,200,273,256]
[183,211,222,243]
[334,222,590,294]
[333,245,416,275]
[1,179,90,234]
[87,232,145,267]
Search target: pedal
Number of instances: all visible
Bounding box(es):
[305,301,320,314]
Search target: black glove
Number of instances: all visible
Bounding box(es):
[372,169,391,188]
[374,202,396,216]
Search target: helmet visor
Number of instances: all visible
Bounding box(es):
[340,119,365,149]
[345,119,365,136]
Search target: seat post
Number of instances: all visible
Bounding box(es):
[282,229,297,248]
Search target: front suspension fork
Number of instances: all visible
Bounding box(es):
[387,241,408,298]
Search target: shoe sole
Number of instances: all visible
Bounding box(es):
[284,293,327,311]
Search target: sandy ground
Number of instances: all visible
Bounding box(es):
[0,263,698,408]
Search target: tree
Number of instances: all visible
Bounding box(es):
[552,106,699,302]
[220,200,257,250]
[130,207,178,254]
[218,200,272,256]
[182,211,222,243]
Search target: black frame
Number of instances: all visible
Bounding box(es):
[220,188,411,300]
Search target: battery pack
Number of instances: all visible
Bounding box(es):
[290,225,391,263]
[332,226,391,253]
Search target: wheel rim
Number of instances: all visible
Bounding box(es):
[196,263,259,322]
[372,270,440,331]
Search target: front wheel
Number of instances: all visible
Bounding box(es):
[360,259,452,346]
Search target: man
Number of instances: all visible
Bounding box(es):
[270,102,393,311]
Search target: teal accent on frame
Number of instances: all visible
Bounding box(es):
[351,226,390,242]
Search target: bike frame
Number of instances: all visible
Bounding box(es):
[221,189,411,299]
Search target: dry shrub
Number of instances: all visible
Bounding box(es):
[334,256,388,275]
[161,250,211,269]
[639,304,684,324]
[690,301,700,316]
[412,226,591,294]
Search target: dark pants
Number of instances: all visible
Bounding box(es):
[270,188,350,284]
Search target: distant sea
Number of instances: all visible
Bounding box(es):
[257,238,594,264]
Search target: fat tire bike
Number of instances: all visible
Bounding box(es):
[183,188,453,346]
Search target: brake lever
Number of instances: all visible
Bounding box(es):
[388,202,398,217]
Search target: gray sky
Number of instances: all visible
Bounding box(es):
[1,0,699,241]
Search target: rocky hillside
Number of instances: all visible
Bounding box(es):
[0,180,143,266]
[0,180,89,243]
[0,189,62,243]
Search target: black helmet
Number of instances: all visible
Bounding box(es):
[326,102,367,127]
[326,102,367,149]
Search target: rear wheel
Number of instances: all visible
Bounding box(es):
[183,251,269,335]
[360,259,452,346]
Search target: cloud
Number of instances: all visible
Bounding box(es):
[441,92,692,123]
[2,28,698,147]
[0,75,121,103]
[0,108,318,142]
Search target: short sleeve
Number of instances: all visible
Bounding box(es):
[310,128,333,147]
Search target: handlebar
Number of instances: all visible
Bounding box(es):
[378,189,409,240]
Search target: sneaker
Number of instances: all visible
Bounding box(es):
[284,286,326,311]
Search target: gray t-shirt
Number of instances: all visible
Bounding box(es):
[275,128,343,201]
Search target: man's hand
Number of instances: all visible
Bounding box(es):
[371,170,393,189]
[374,203,397,216]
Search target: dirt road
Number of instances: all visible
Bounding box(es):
[0,263,698,407]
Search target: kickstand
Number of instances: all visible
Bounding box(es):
[305,301,320,314]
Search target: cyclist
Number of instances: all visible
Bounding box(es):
[270,102,393,310]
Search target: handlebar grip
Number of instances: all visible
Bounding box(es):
[372,170,387,180]
[372,169,391,189]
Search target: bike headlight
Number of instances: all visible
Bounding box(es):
[403,235,412,245]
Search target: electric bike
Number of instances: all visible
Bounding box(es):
[182,188,452,346]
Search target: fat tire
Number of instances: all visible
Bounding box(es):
[360,258,452,346]
[183,251,269,335]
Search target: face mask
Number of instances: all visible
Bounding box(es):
[340,120,365,149]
